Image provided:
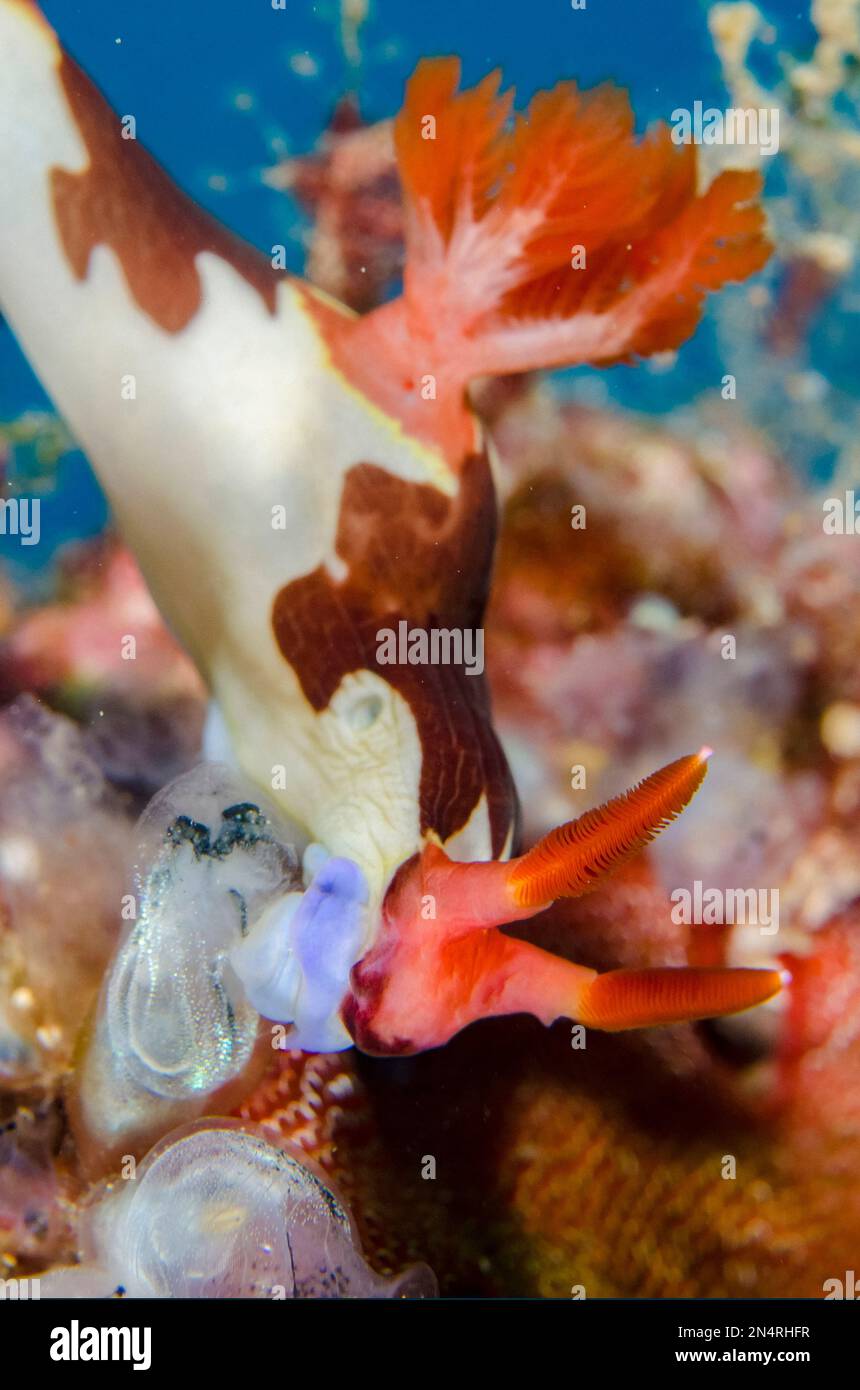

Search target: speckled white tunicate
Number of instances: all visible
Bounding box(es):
[75,764,307,1157]
[38,1120,437,1298]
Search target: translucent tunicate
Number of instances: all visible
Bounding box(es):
[73,764,306,1167]
[38,1120,436,1298]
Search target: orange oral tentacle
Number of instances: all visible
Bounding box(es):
[575,966,785,1032]
[507,748,712,911]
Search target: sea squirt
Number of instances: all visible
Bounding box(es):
[36,1119,434,1298]
[71,763,305,1172]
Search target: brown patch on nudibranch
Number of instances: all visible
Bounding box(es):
[51,54,281,332]
[272,456,516,854]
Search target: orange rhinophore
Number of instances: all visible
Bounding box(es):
[508,750,712,909]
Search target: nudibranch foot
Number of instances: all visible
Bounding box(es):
[345,751,783,1054]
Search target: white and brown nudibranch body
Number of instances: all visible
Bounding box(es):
[0,0,783,1054]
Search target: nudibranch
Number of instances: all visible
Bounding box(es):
[0,1,782,1056]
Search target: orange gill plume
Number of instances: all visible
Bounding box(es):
[345,751,783,1054]
[314,56,771,459]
